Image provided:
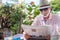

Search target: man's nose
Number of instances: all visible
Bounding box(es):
[42,10,45,13]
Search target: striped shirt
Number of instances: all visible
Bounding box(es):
[31,14,60,40]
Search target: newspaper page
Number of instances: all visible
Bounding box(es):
[21,24,51,36]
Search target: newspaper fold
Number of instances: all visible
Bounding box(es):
[21,24,51,36]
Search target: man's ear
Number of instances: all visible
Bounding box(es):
[48,7,51,12]
[49,7,51,10]
[48,7,51,10]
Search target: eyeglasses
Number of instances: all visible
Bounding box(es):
[39,8,48,11]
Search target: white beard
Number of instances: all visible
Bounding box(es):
[41,11,50,17]
[44,13,50,17]
[40,13,50,18]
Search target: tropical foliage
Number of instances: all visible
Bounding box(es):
[50,0,60,11]
[0,2,40,34]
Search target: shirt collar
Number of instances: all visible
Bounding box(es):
[39,13,52,21]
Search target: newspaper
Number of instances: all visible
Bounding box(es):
[21,24,51,36]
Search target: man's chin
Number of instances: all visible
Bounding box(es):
[43,15,49,17]
[43,16,47,17]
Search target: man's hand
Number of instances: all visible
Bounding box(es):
[44,35,50,40]
[23,32,30,40]
[57,27,60,32]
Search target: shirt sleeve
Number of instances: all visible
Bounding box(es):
[55,15,60,39]
[56,15,60,26]
[53,15,60,36]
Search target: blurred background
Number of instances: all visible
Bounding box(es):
[0,0,60,39]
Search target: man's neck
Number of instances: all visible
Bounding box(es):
[43,13,50,21]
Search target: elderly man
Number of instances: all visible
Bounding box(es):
[23,0,60,40]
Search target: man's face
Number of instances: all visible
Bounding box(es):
[40,7,50,16]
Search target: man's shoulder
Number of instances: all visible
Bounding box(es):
[35,14,42,18]
[52,14,59,17]
[51,14,59,19]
